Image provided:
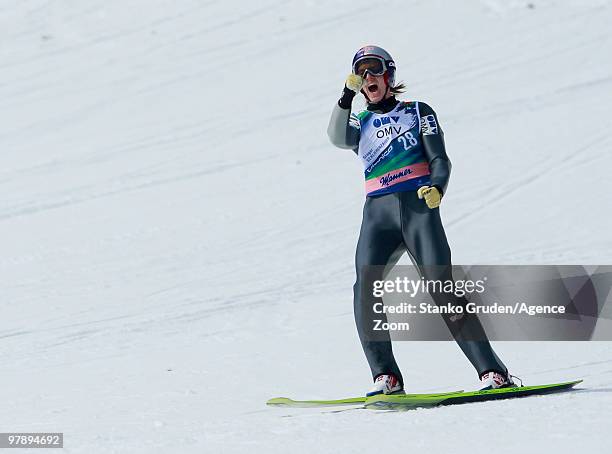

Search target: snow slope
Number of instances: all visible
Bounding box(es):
[1,0,612,452]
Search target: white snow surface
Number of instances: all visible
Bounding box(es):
[1,0,612,452]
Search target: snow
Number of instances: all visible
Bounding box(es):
[1,0,612,452]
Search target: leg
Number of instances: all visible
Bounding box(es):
[354,194,406,385]
[398,191,507,377]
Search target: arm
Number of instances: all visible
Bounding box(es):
[327,87,360,150]
[418,102,452,195]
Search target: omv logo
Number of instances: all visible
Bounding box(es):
[372,116,400,128]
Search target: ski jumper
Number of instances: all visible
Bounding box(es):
[327,96,507,386]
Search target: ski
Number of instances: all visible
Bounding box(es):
[267,390,464,408]
[365,379,582,410]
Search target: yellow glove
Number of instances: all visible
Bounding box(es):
[345,74,364,93]
[417,186,442,209]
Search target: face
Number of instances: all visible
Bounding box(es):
[362,73,390,104]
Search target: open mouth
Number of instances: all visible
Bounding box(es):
[367,83,379,94]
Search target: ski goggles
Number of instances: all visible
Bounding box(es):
[352,56,387,77]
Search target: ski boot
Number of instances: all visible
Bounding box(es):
[480,371,516,390]
[366,374,404,397]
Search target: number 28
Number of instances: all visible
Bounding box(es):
[398,132,417,150]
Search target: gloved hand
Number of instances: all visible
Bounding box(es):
[338,74,364,108]
[417,186,442,209]
[345,74,364,93]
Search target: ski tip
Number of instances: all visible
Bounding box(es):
[266,397,292,406]
[552,379,583,388]
[266,396,368,407]
[515,379,583,390]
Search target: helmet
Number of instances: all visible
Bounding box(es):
[352,45,396,86]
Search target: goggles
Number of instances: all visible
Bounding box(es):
[352,56,387,77]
